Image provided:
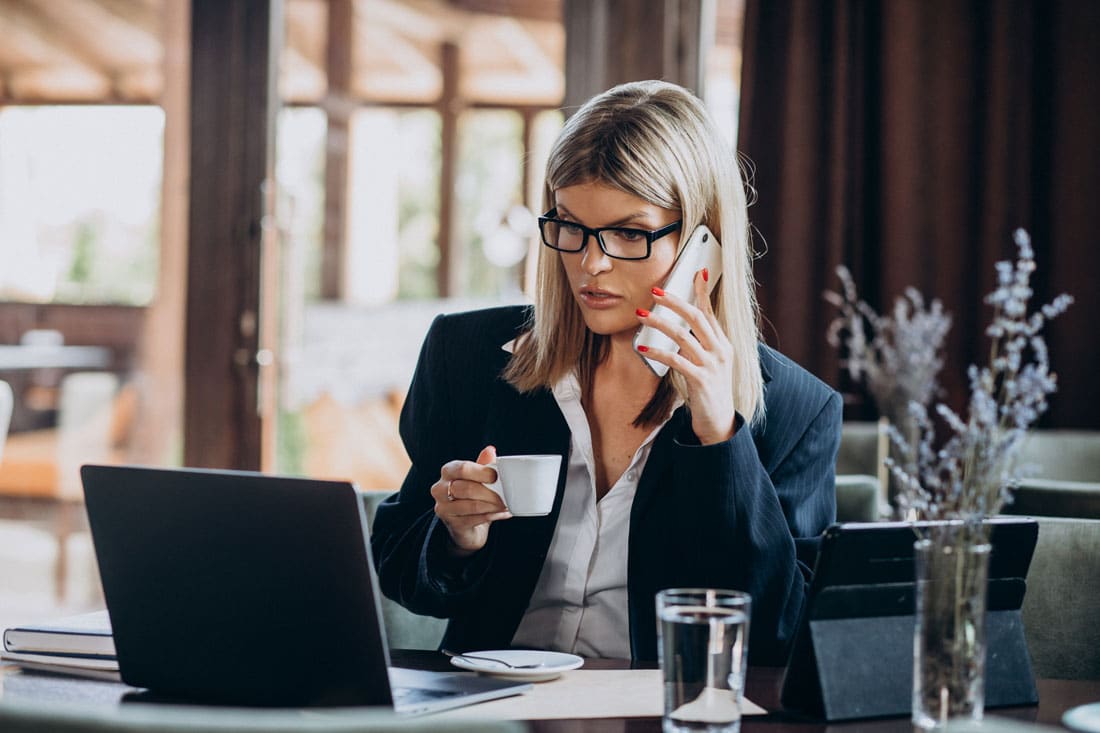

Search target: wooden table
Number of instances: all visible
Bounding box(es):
[0,344,112,372]
[400,652,1099,732]
[2,650,1096,731]
[0,343,113,432]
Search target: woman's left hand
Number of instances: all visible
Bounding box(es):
[637,269,737,444]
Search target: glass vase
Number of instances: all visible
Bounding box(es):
[912,532,991,730]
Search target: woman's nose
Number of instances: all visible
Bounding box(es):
[581,243,613,275]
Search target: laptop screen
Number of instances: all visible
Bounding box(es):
[82,464,398,706]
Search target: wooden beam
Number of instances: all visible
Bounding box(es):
[7,0,161,75]
[184,0,281,470]
[130,0,190,466]
[436,41,461,297]
[520,107,536,212]
[284,98,560,111]
[448,0,562,23]
[519,106,536,290]
[563,0,706,110]
[95,0,162,35]
[320,0,355,300]
[0,1,102,70]
[0,0,160,104]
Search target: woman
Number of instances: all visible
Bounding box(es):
[371,80,841,664]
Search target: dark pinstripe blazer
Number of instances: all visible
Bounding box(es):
[371,306,841,663]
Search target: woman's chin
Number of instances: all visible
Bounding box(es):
[580,312,638,339]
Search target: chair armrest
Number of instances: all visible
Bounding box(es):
[835,474,881,523]
[1003,479,1100,519]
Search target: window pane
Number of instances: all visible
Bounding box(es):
[705,0,746,148]
[0,106,163,304]
[457,110,526,297]
[276,106,327,303]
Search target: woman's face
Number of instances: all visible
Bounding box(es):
[554,181,682,340]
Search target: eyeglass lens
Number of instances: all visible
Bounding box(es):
[541,220,650,259]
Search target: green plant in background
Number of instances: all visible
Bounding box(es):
[457,110,524,297]
[276,408,306,478]
[397,110,442,300]
[68,218,96,284]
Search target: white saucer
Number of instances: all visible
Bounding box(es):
[448,649,584,682]
[1065,702,1100,733]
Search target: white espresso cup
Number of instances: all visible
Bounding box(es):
[485,454,561,517]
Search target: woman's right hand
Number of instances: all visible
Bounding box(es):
[431,445,511,556]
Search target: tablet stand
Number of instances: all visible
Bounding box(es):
[781,578,1038,721]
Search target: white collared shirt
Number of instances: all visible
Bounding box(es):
[509,367,672,659]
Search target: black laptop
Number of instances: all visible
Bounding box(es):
[779,517,1039,721]
[80,464,530,712]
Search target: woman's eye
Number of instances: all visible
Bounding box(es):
[561,222,584,235]
[616,229,644,242]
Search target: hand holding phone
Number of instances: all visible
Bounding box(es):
[632,225,723,377]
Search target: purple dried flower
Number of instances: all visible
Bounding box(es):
[825,266,952,436]
[876,229,1074,537]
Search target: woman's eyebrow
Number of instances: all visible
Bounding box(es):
[555,205,653,228]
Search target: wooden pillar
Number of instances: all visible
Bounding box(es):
[563,0,707,110]
[520,107,537,210]
[519,106,537,290]
[320,0,354,301]
[184,0,281,470]
[131,0,190,466]
[436,41,461,297]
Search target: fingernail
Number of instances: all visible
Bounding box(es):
[636,345,649,353]
[702,268,709,283]
[636,308,650,318]
[651,287,665,297]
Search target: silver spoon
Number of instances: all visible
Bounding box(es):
[442,648,544,669]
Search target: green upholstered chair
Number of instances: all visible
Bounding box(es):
[0,700,525,733]
[835,421,882,477]
[1000,430,1100,520]
[1003,479,1100,520]
[834,474,881,523]
[1021,517,1100,680]
[1018,430,1100,483]
[361,491,448,651]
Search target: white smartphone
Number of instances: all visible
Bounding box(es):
[632,224,723,377]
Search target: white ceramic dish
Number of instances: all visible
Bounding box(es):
[448,649,584,682]
[1065,702,1100,733]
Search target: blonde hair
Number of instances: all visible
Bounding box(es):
[504,80,764,426]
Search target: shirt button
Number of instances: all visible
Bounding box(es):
[626,471,637,481]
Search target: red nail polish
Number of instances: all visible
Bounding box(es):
[636,345,649,353]
[702,268,709,283]
[636,308,650,318]
[652,287,665,297]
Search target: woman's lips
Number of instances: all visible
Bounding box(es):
[579,288,623,309]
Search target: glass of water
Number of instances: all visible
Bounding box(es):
[656,588,752,733]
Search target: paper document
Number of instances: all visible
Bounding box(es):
[1,650,121,682]
[436,669,767,720]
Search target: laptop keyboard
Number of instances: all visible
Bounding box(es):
[393,686,463,702]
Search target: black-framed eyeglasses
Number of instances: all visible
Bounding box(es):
[538,208,682,261]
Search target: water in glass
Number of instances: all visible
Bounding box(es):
[658,598,749,733]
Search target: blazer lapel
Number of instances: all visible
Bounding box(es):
[629,407,688,524]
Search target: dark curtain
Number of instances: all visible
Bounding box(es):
[737,0,1100,428]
